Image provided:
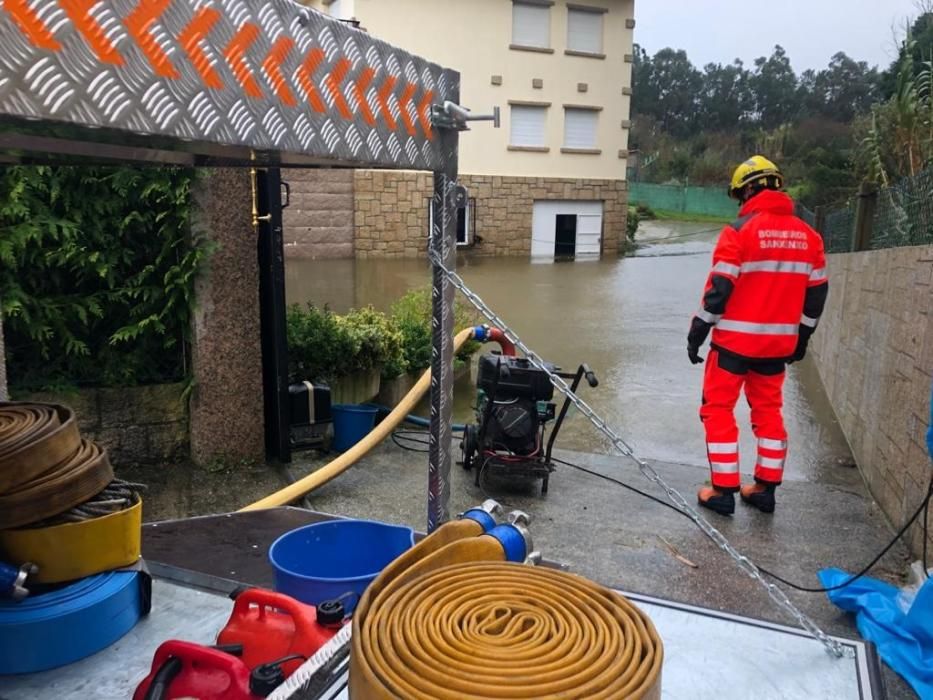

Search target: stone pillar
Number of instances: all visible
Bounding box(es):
[189,169,265,465]
[0,315,8,401]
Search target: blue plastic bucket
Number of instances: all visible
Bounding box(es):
[269,519,415,612]
[331,404,379,452]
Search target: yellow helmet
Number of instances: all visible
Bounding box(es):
[728,155,784,199]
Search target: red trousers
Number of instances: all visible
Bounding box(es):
[699,350,788,491]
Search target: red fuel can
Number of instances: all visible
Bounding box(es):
[132,640,260,700]
[217,587,344,677]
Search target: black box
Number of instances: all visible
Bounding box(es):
[477,354,555,401]
[289,381,332,426]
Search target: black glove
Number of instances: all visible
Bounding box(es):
[787,325,813,364]
[688,345,704,365]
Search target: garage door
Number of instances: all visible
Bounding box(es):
[531,201,604,260]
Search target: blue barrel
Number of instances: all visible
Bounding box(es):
[269,520,414,613]
[331,404,379,452]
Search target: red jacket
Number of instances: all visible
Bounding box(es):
[688,190,829,361]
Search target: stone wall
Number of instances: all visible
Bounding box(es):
[189,169,265,464]
[282,169,355,259]
[354,170,629,258]
[811,244,933,557]
[19,384,188,465]
[0,317,7,401]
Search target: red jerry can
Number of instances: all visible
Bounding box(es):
[217,587,344,677]
[132,640,260,700]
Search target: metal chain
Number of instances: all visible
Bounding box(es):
[427,247,851,659]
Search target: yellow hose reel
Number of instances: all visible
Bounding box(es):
[350,507,663,699]
[0,497,142,584]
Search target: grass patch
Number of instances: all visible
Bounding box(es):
[649,209,734,224]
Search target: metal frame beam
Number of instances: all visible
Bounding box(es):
[0,0,467,526]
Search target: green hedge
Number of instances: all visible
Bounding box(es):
[0,166,209,391]
[287,285,481,383]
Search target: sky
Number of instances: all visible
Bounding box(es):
[634,0,923,72]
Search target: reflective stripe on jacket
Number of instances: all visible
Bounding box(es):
[702,190,828,360]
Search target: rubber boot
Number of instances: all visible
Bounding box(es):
[740,482,776,514]
[697,487,735,516]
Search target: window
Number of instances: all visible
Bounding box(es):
[563,108,598,149]
[567,7,604,55]
[510,105,547,148]
[325,0,349,19]
[428,198,474,247]
[512,2,550,49]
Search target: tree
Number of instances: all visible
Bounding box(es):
[815,52,880,121]
[633,47,702,137]
[700,60,752,131]
[857,41,933,185]
[751,45,799,128]
[879,10,933,99]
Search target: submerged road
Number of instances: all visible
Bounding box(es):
[286,220,853,482]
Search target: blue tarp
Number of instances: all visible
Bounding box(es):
[820,568,933,698]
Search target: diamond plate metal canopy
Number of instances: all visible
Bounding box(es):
[0,0,459,167]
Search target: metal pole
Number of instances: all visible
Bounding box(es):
[428,124,460,533]
[852,181,877,252]
[255,167,292,463]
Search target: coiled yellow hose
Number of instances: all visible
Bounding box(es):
[352,561,662,699]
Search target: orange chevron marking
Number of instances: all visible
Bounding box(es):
[223,22,262,98]
[3,0,60,50]
[124,0,178,78]
[352,66,376,126]
[375,75,397,130]
[398,82,417,137]
[296,47,327,113]
[59,0,124,64]
[261,36,296,107]
[417,89,434,140]
[178,6,222,89]
[323,57,352,120]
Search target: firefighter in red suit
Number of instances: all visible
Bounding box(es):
[688,156,829,516]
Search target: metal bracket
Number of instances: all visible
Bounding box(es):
[431,102,501,131]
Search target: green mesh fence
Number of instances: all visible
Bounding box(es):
[629,182,737,219]
[822,200,856,253]
[820,168,933,253]
[870,168,933,250]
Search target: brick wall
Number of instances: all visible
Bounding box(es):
[19,384,188,465]
[354,170,432,258]
[0,316,7,401]
[810,244,933,557]
[282,169,355,259]
[354,170,629,258]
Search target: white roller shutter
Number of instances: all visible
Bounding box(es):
[510,105,547,147]
[564,108,597,149]
[512,3,550,48]
[532,201,604,260]
[567,8,603,54]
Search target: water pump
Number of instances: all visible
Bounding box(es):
[461,348,598,495]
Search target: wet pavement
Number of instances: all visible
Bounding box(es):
[287,438,913,699]
[125,222,918,697]
[285,221,853,481]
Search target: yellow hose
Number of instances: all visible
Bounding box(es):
[240,327,476,511]
[352,560,663,699]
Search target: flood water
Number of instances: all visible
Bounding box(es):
[285,220,852,481]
